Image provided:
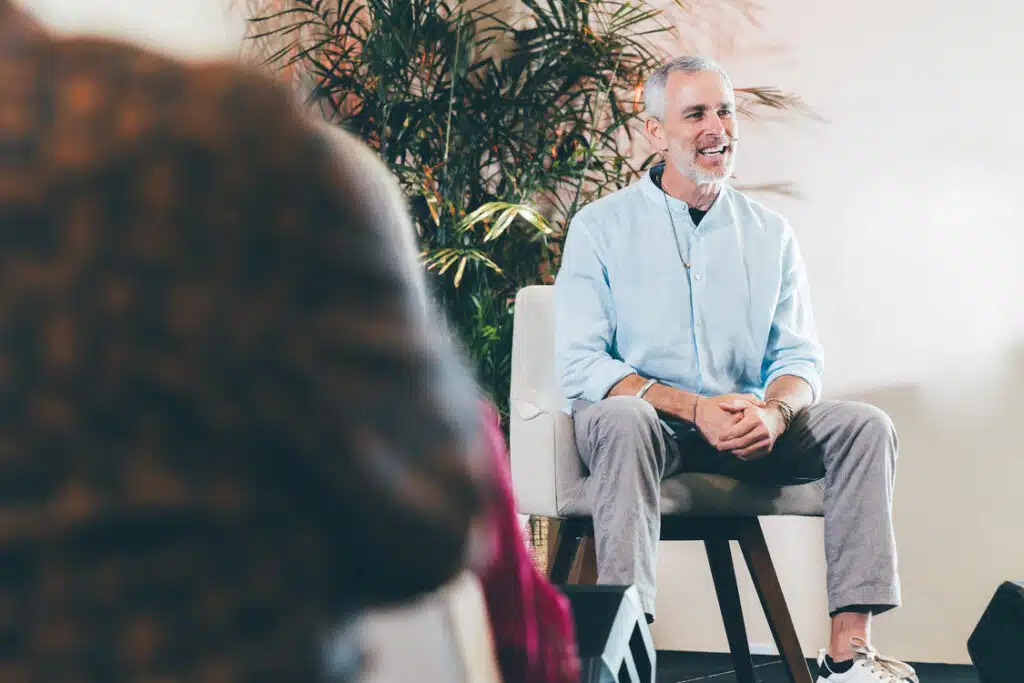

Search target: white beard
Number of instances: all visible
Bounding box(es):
[667,138,735,186]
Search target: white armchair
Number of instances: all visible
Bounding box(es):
[508,284,823,683]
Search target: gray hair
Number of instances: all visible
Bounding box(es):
[643,56,733,120]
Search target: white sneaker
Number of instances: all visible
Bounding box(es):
[816,637,919,682]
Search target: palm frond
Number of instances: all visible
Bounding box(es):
[735,86,826,121]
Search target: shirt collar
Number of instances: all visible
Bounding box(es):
[639,162,730,228]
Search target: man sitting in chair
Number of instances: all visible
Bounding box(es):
[553,56,917,683]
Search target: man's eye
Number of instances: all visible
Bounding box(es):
[688,112,703,120]
[719,109,734,117]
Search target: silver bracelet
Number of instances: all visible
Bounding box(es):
[636,378,658,400]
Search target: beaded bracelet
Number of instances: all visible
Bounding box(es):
[766,397,795,430]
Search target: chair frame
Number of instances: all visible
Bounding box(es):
[549,516,814,683]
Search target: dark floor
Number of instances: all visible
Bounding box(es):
[655,651,979,682]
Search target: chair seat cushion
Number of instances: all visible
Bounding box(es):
[557,470,825,519]
[660,472,824,517]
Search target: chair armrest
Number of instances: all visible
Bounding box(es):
[508,285,585,519]
[509,398,582,518]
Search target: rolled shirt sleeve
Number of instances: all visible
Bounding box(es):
[554,217,635,403]
[762,225,825,401]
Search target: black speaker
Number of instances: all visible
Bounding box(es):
[968,581,1024,683]
[558,584,655,683]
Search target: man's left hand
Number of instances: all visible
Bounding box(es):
[713,399,787,460]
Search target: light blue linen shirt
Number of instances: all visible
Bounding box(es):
[553,164,824,411]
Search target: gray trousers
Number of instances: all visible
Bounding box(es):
[570,396,901,619]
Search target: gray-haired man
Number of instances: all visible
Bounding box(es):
[553,56,917,683]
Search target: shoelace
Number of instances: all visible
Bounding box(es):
[850,637,919,683]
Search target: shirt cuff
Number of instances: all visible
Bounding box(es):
[584,359,636,403]
[765,363,822,403]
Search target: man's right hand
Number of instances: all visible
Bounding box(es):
[694,394,766,449]
[607,376,765,450]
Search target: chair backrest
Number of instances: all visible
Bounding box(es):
[509,285,583,518]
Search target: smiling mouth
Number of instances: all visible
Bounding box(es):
[698,144,730,158]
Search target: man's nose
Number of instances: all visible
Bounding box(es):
[702,113,726,137]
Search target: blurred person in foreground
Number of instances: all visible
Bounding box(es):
[0,2,494,681]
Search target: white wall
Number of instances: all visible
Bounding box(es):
[651,0,1024,665]
[12,0,246,58]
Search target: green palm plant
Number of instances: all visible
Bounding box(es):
[243,0,804,426]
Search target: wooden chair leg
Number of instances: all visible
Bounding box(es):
[737,519,813,683]
[704,538,756,683]
[546,519,561,575]
[549,518,585,584]
[572,534,598,585]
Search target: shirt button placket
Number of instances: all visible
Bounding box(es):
[691,239,704,349]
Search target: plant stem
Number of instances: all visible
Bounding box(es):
[442,8,463,178]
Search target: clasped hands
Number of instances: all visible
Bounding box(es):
[692,393,787,461]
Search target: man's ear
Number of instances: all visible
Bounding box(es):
[644,117,666,152]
